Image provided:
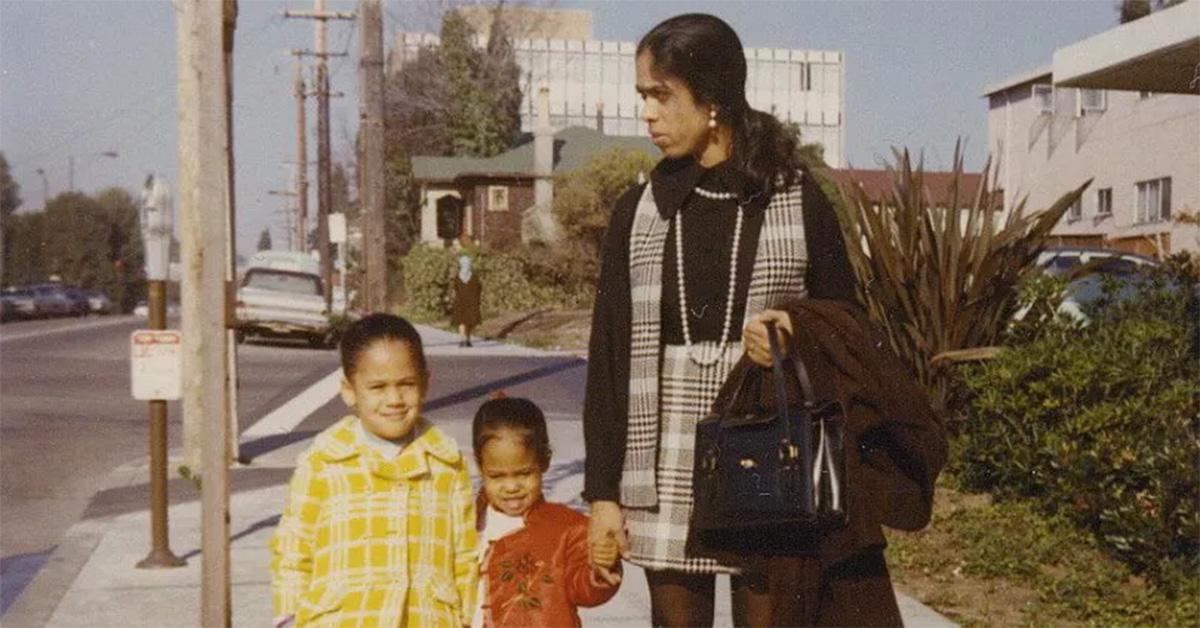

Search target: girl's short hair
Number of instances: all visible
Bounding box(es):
[472,397,552,470]
[339,313,426,379]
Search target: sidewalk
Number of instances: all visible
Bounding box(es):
[3,325,957,627]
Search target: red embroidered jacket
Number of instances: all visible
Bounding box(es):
[479,500,620,627]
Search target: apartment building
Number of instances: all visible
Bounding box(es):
[983,1,1199,255]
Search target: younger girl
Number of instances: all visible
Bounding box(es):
[271,313,477,627]
[472,397,620,627]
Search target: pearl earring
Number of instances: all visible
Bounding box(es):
[708,109,718,129]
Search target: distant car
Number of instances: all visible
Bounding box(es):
[84,289,114,315]
[63,287,92,317]
[1034,246,1165,322]
[236,266,332,348]
[28,283,75,318]
[1,287,38,320]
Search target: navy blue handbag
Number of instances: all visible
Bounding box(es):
[690,320,848,554]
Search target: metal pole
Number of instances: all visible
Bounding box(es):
[136,280,184,569]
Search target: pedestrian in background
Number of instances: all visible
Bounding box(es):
[452,254,482,347]
[582,12,877,627]
[271,313,477,627]
[471,396,620,627]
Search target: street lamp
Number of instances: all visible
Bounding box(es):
[68,150,119,192]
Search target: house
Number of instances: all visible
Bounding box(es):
[411,90,656,248]
[983,0,1199,256]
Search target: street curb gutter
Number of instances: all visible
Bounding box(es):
[2,463,143,628]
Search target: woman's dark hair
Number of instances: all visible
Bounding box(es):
[472,397,552,470]
[638,13,800,200]
[339,313,426,379]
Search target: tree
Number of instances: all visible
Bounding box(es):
[552,147,658,283]
[1,152,21,285]
[257,227,272,252]
[1119,0,1186,23]
[94,187,145,312]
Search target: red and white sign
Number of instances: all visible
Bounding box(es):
[130,330,182,401]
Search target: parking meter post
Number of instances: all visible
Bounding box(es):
[136,279,184,569]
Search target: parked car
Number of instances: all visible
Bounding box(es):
[28,283,75,318]
[1033,246,1165,322]
[84,289,114,315]
[236,266,331,348]
[1,287,38,321]
[63,287,92,317]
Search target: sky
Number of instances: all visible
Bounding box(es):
[0,0,1119,256]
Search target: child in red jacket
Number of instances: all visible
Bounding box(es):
[471,396,620,628]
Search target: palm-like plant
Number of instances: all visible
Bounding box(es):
[826,144,1089,425]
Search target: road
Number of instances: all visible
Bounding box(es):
[0,315,340,611]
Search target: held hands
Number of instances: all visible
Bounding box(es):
[587,500,626,586]
[742,309,793,367]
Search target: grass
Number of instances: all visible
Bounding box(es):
[886,476,1199,627]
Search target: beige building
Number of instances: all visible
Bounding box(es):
[392,7,847,166]
[983,0,1199,256]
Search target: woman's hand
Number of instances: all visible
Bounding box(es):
[742,309,793,367]
[588,500,626,586]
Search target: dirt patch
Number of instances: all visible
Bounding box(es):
[476,309,592,353]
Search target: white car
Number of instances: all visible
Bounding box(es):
[235,267,332,348]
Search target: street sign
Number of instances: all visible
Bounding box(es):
[131,330,182,400]
[329,212,347,244]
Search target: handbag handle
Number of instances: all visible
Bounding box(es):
[767,319,816,513]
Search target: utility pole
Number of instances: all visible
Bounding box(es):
[359,0,386,312]
[284,0,353,312]
[223,0,240,467]
[293,59,309,252]
[176,0,231,624]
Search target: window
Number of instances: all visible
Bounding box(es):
[1080,89,1106,113]
[1136,177,1172,223]
[1032,84,1054,114]
[487,186,509,212]
[1097,188,1112,216]
[1067,197,1082,221]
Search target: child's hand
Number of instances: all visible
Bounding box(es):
[590,531,620,569]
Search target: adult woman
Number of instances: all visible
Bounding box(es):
[451,254,482,347]
[581,13,880,626]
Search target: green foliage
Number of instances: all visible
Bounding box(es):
[400,243,589,323]
[828,143,1085,421]
[553,146,657,265]
[888,482,1200,626]
[954,272,1199,582]
[441,10,521,158]
[0,152,20,217]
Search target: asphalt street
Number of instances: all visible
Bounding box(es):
[0,316,340,613]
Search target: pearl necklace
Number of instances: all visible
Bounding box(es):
[675,186,744,366]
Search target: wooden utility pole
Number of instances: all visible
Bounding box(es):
[293,59,309,251]
[359,0,386,311]
[223,0,240,467]
[176,0,231,624]
[284,0,353,311]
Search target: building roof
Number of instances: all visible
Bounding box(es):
[821,168,986,204]
[411,126,658,183]
[982,66,1052,97]
[1053,0,1200,94]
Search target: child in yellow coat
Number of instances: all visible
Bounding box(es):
[271,314,477,627]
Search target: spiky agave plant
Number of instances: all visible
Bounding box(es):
[826,142,1089,426]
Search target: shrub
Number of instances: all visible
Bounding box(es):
[399,245,456,322]
[954,271,1199,581]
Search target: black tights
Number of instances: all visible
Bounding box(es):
[646,569,772,628]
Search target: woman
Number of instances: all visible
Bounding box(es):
[581,13,894,627]
[452,254,482,347]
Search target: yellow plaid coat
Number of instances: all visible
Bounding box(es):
[271,416,478,627]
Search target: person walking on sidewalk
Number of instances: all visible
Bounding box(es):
[452,254,483,347]
[582,13,878,627]
[270,314,478,627]
[471,396,621,627]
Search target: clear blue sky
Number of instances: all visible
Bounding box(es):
[0,0,1118,256]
